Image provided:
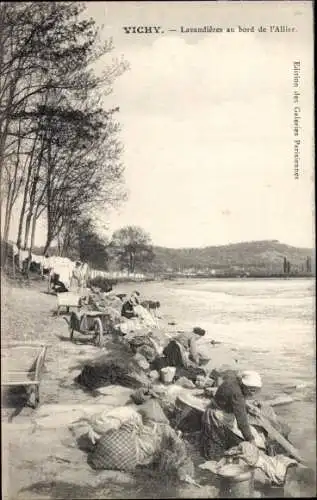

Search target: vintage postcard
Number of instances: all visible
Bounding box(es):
[1,1,315,499]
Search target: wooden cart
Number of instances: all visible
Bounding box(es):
[68,310,113,347]
[1,343,48,409]
[56,291,82,315]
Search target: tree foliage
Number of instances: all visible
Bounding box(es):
[55,215,109,270]
[110,225,154,273]
[0,2,128,265]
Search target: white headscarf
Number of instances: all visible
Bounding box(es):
[241,370,262,388]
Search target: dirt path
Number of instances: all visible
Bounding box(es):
[1,277,218,499]
[1,278,133,498]
[2,277,103,406]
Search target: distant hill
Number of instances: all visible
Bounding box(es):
[151,240,314,274]
[10,239,313,276]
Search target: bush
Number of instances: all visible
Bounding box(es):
[87,276,117,292]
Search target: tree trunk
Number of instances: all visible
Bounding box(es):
[1,216,8,266]
[44,126,53,256]
[16,132,39,249]
[22,152,43,249]
[23,208,32,250]
[2,187,11,239]
[57,235,62,256]
[130,251,136,274]
[1,99,25,250]
[0,72,19,185]
[128,252,132,274]
[2,203,14,265]
[23,174,40,249]
[43,240,51,256]
[27,203,40,271]
[43,226,53,256]
[17,182,29,249]
[61,224,71,257]
[0,106,12,185]
[1,185,13,265]
[43,211,63,256]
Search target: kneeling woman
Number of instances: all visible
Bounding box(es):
[201,370,266,460]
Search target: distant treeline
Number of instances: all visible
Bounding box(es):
[161,272,314,280]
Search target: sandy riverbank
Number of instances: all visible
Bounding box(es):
[2,276,222,499]
[3,275,315,499]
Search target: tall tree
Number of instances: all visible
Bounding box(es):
[110,226,154,273]
[306,256,311,273]
[1,2,128,265]
[40,103,125,254]
[283,256,288,274]
[57,216,109,269]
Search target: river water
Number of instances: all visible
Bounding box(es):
[119,278,316,467]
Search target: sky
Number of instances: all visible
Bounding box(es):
[7,1,315,249]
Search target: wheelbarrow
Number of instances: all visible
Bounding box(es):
[68,310,113,347]
[1,342,48,410]
[56,291,82,315]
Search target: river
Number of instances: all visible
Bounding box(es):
[118,277,316,468]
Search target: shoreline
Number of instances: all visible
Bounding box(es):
[104,274,315,283]
[1,276,219,499]
[1,274,315,498]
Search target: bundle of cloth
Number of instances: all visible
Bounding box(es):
[119,318,146,335]
[86,399,195,483]
[88,289,123,315]
[130,387,157,406]
[134,304,158,327]
[85,406,144,445]
[120,291,159,334]
[119,313,158,336]
[126,332,163,361]
[74,347,152,390]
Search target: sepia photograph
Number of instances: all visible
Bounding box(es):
[1,1,315,498]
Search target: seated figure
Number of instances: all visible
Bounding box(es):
[121,291,140,319]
